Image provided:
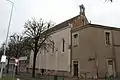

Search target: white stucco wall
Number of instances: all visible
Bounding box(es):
[29,26,71,72]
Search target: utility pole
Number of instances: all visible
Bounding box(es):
[0,0,14,79]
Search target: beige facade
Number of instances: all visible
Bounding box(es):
[37,26,71,72]
[72,24,120,78]
[29,26,72,72]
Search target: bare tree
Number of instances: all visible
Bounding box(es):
[7,33,25,74]
[24,18,53,78]
[0,43,5,59]
[9,33,25,58]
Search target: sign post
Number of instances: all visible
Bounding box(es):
[13,58,19,80]
[0,55,6,78]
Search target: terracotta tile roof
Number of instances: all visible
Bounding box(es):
[46,15,80,34]
[72,23,120,32]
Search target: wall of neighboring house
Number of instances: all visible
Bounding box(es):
[72,26,120,78]
[112,30,120,77]
[29,26,71,73]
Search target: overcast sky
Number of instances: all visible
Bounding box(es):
[0,0,120,46]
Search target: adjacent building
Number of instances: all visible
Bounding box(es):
[72,24,120,78]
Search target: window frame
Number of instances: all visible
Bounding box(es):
[106,58,116,77]
[73,33,79,47]
[104,31,112,46]
[72,60,80,77]
[105,32,110,45]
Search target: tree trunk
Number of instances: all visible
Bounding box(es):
[32,51,37,78]
[32,38,38,78]
[6,57,10,73]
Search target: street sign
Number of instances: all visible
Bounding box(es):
[15,59,19,63]
[15,58,19,66]
[1,55,6,62]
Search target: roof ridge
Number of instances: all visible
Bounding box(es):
[89,24,120,30]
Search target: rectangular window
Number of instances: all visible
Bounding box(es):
[73,34,78,47]
[105,32,111,45]
[108,60,113,65]
[62,38,65,52]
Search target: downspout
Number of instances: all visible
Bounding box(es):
[95,52,99,78]
[70,24,73,75]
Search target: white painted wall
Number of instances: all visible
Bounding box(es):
[29,26,71,72]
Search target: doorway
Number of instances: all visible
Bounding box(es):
[73,60,79,77]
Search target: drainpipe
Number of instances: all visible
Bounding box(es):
[95,52,99,79]
[69,23,73,75]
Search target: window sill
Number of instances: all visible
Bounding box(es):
[73,45,78,47]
